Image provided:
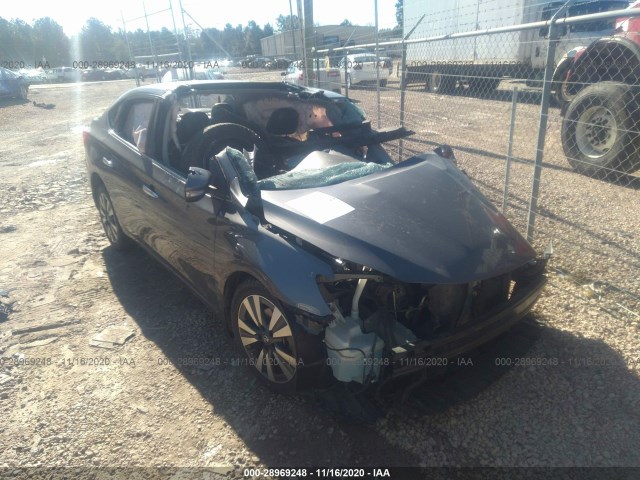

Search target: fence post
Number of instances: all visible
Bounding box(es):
[398,15,425,162]
[344,50,349,98]
[314,49,319,89]
[503,87,518,214]
[526,0,575,242]
[374,0,381,129]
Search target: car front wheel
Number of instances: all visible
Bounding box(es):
[230,280,325,392]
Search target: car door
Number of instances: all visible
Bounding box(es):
[98,97,159,242]
[137,100,220,302]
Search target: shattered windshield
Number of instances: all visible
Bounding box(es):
[258,160,392,190]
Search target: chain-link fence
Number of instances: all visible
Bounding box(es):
[315,0,640,324]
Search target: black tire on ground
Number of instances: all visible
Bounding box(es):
[557,79,578,105]
[230,280,326,393]
[95,183,132,251]
[552,61,573,105]
[561,82,640,176]
[379,79,387,88]
[427,71,456,94]
[178,122,269,176]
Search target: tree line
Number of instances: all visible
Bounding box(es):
[1,2,403,70]
[0,16,280,68]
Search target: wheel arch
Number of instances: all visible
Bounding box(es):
[570,36,640,87]
[223,271,259,332]
[221,234,336,334]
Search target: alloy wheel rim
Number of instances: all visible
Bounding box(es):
[98,192,119,244]
[576,106,618,159]
[237,294,297,384]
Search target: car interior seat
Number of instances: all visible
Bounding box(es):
[265,107,299,136]
[210,103,245,125]
[176,111,209,147]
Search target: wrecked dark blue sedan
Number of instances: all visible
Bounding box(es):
[83,80,547,393]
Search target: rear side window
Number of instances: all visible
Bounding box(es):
[117,101,155,153]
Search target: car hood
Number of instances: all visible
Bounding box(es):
[260,154,536,284]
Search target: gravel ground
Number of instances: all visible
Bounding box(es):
[0,70,639,478]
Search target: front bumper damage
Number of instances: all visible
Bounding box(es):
[318,257,548,386]
[388,271,547,378]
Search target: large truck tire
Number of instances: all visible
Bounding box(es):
[468,77,501,96]
[561,82,640,176]
[427,71,456,94]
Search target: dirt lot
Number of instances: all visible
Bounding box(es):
[1,72,639,478]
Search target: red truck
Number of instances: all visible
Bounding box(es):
[560,1,640,175]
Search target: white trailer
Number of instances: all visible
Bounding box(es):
[403,0,629,93]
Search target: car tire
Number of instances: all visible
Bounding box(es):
[179,122,270,176]
[561,82,640,175]
[230,280,326,393]
[379,79,387,88]
[95,184,132,250]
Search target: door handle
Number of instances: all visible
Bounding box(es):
[142,184,159,199]
[102,156,114,167]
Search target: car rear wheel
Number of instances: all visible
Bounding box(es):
[561,82,640,175]
[95,184,132,250]
[230,280,325,393]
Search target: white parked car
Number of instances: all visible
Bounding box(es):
[282,59,341,93]
[339,53,390,88]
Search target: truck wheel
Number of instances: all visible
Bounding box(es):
[557,80,577,105]
[552,61,573,105]
[468,78,500,95]
[427,71,456,94]
[561,82,640,175]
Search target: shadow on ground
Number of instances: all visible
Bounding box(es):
[102,246,640,467]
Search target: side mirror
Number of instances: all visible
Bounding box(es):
[217,147,266,224]
[433,144,457,166]
[184,167,211,202]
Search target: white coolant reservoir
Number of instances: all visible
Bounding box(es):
[324,315,385,384]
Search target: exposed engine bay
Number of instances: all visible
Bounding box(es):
[318,259,546,385]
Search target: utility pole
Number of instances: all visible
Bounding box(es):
[179,0,193,79]
[288,0,297,58]
[302,0,314,88]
